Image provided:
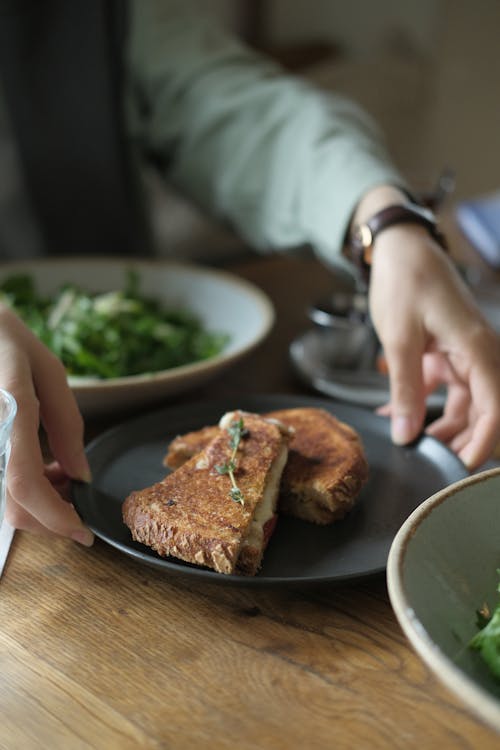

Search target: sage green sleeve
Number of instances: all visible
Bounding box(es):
[127,0,405,273]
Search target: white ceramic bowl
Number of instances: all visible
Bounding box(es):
[387,467,500,734]
[0,258,274,416]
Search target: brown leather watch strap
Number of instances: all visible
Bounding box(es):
[349,202,448,282]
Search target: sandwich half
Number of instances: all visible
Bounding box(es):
[265,407,368,524]
[122,410,292,575]
[164,407,368,525]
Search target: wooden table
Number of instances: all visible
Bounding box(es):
[1,254,499,750]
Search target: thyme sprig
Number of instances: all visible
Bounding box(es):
[215,417,248,505]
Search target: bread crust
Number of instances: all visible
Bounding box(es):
[123,411,290,574]
[165,425,220,470]
[164,407,368,524]
[267,408,368,523]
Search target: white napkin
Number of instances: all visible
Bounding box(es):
[0,520,15,578]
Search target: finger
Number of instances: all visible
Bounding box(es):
[44,462,72,502]
[431,383,500,470]
[7,382,94,545]
[448,335,500,469]
[458,412,500,470]
[44,460,68,484]
[6,492,60,538]
[449,428,473,456]
[421,351,451,395]
[375,402,391,417]
[6,491,82,538]
[0,318,93,542]
[425,384,470,443]
[383,351,456,421]
[31,346,91,482]
[383,331,427,445]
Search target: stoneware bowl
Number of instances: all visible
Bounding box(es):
[387,467,500,734]
[0,259,274,417]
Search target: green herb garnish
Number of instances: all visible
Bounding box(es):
[0,271,229,379]
[469,571,500,680]
[215,418,248,505]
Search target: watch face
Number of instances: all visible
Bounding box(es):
[350,223,373,269]
[359,223,373,250]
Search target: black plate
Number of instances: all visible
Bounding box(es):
[72,394,467,586]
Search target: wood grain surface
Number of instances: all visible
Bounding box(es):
[1,252,499,750]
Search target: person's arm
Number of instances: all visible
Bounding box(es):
[128,1,500,469]
[347,185,500,469]
[127,0,404,271]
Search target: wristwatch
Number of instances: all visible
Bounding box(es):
[348,202,448,281]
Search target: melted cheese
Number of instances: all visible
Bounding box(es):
[239,443,288,553]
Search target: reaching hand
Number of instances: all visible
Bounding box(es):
[369,225,500,470]
[0,304,94,544]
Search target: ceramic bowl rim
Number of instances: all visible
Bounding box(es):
[0,257,275,401]
[387,466,500,734]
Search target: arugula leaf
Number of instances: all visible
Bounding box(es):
[469,572,500,680]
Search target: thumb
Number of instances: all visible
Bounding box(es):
[383,338,427,446]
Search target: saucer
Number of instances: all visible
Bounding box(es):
[290,327,446,412]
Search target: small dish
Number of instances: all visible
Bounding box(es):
[297,274,499,413]
[307,291,369,329]
[290,328,446,411]
[0,258,274,416]
[387,468,500,734]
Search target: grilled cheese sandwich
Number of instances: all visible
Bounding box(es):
[164,407,368,525]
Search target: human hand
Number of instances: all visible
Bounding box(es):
[0,304,94,544]
[368,225,500,470]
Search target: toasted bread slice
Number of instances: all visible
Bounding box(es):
[164,407,368,525]
[266,407,368,524]
[122,411,291,575]
[165,424,220,470]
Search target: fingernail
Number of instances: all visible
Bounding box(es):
[392,416,415,445]
[78,466,92,484]
[71,528,95,547]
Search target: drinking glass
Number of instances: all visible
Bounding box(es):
[0,389,17,528]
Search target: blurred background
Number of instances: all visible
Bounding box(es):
[150,0,500,261]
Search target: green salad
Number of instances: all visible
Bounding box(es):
[469,573,500,679]
[0,271,229,379]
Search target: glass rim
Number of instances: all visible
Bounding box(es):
[0,388,17,426]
